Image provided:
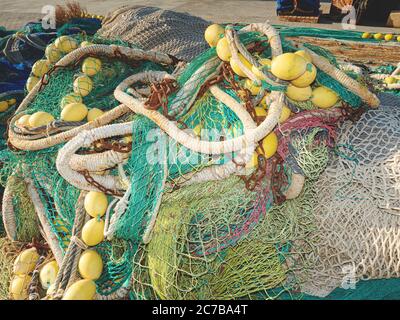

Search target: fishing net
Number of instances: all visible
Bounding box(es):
[98,6,210,62]
[292,92,400,297]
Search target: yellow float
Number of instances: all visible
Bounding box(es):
[311,86,339,109]
[78,249,103,280]
[84,191,108,218]
[82,218,105,246]
[73,75,93,97]
[62,279,96,300]
[87,108,104,122]
[291,63,317,88]
[286,84,312,101]
[271,53,307,81]
[32,60,51,78]
[216,37,231,62]
[28,111,55,127]
[230,53,252,77]
[82,57,102,77]
[54,36,78,53]
[60,102,88,122]
[39,260,59,289]
[204,24,225,47]
[13,247,39,275]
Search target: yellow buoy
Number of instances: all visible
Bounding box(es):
[61,102,88,122]
[16,114,31,128]
[258,132,278,159]
[291,63,317,88]
[204,24,225,47]
[251,58,272,80]
[32,59,51,78]
[62,279,96,300]
[13,247,39,275]
[39,260,59,289]
[311,86,339,109]
[397,36,400,42]
[87,108,104,122]
[80,41,93,47]
[82,218,105,246]
[73,75,93,97]
[384,76,397,84]
[216,37,231,62]
[373,33,383,40]
[361,32,371,39]
[244,79,261,95]
[84,191,108,218]
[286,84,312,102]
[254,106,267,117]
[9,275,31,300]
[294,50,312,63]
[78,249,103,280]
[271,53,307,81]
[230,53,252,77]
[60,93,82,109]
[0,101,9,112]
[28,111,55,127]
[82,57,102,76]
[55,36,78,53]
[384,34,393,41]
[26,76,40,92]
[45,43,62,64]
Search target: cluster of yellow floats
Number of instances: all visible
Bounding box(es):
[9,191,108,300]
[205,24,340,167]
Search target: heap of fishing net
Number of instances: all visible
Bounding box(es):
[0,15,398,300]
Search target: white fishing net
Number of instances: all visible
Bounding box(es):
[98,6,210,61]
[294,93,400,297]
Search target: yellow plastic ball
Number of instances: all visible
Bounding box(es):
[45,43,62,64]
[286,84,312,102]
[55,36,78,53]
[32,59,51,78]
[82,57,102,76]
[26,76,40,92]
[311,86,339,109]
[62,279,96,300]
[73,75,93,97]
[87,108,104,122]
[251,58,272,80]
[216,37,231,62]
[39,260,59,290]
[82,218,105,246]
[60,93,82,109]
[244,79,261,95]
[13,247,39,275]
[374,33,383,40]
[0,101,9,112]
[16,114,31,128]
[29,111,55,127]
[61,102,88,122]
[271,53,307,81]
[84,191,108,218]
[361,32,371,39]
[291,63,317,88]
[230,53,252,78]
[384,34,393,41]
[204,24,225,47]
[78,249,103,280]
[9,275,31,300]
[258,132,278,159]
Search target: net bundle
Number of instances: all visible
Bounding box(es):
[1,11,398,300]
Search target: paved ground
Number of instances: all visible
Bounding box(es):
[0,0,399,33]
